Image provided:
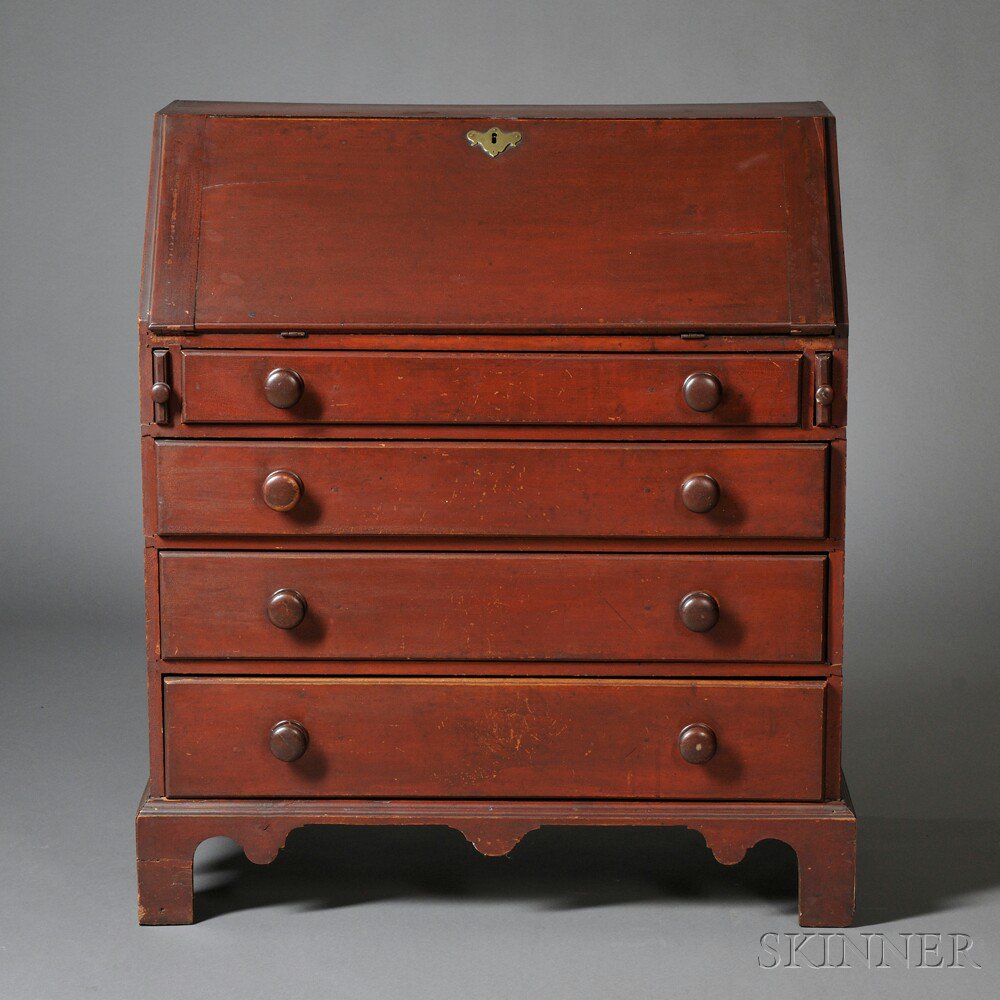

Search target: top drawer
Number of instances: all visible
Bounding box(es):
[180,351,802,426]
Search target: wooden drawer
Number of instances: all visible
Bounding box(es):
[163,677,826,799]
[155,441,828,539]
[159,552,826,661]
[180,351,802,426]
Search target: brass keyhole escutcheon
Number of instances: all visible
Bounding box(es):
[467,127,522,158]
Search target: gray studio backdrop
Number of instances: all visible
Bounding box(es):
[2,0,998,819]
[3,0,1000,953]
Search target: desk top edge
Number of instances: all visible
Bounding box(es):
[158,100,834,120]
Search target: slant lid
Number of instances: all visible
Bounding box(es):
[141,103,844,332]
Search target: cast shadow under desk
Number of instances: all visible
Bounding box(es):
[194,823,797,920]
[191,816,1000,925]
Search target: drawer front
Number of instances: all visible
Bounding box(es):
[163,677,826,800]
[159,553,826,661]
[180,351,802,426]
[155,441,828,539]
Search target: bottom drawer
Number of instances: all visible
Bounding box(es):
[163,678,826,800]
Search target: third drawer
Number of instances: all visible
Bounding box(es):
[159,552,826,661]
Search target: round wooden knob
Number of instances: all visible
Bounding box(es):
[269,720,309,762]
[678,591,719,632]
[815,384,834,406]
[678,723,717,764]
[150,381,170,404]
[267,589,307,629]
[682,372,723,412]
[262,470,303,512]
[264,368,304,409]
[680,474,720,513]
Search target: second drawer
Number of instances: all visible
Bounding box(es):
[155,441,828,539]
[159,552,826,661]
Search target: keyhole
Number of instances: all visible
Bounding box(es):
[491,131,498,144]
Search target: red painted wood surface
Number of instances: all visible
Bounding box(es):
[155,441,828,539]
[137,103,854,927]
[148,657,837,680]
[144,109,836,331]
[180,351,803,426]
[144,115,203,330]
[160,101,833,119]
[158,552,826,661]
[137,789,856,926]
[162,677,826,799]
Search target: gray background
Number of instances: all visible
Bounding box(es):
[1,1,997,997]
